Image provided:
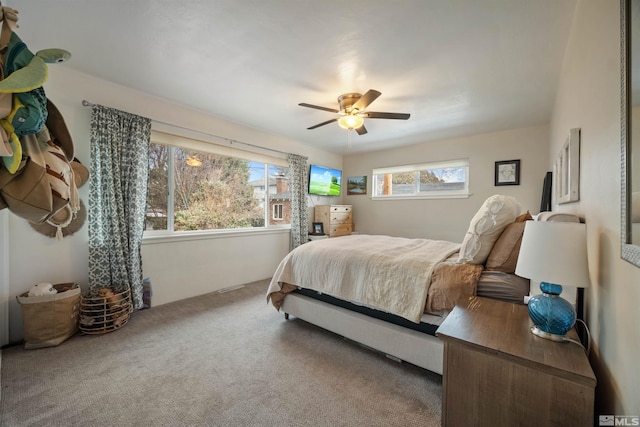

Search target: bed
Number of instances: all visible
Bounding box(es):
[266,195,531,374]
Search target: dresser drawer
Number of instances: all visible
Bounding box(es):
[329,205,351,214]
[329,212,352,224]
[329,224,352,237]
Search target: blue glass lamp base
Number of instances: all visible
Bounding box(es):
[527,282,576,342]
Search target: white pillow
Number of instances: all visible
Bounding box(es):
[458,195,521,265]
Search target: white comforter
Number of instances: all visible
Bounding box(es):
[267,234,460,323]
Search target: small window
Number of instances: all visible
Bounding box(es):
[372,159,470,199]
[272,204,284,220]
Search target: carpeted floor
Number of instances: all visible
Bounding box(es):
[0,279,442,426]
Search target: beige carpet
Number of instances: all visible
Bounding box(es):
[0,279,442,426]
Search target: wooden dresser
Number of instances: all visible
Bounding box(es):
[314,205,352,237]
[436,296,596,427]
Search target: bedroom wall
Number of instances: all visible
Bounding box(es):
[3,66,342,344]
[549,0,640,414]
[343,125,549,243]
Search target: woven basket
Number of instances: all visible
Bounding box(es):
[79,287,131,334]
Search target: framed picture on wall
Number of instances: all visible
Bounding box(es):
[554,128,580,204]
[495,159,521,186]
[347,176,367,195]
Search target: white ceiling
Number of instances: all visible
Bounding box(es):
[10,0,577,154]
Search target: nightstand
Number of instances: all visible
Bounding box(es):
[436,296,596,427]
[308,234,328,242]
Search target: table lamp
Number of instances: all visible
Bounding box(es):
[515,221,590,342]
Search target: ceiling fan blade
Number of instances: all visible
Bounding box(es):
[352,89,381,111]
[362,111,410,120]
[355,125,368,135]
[299,103,339,113]
[307,118,338,130]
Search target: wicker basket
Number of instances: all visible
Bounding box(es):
[79,287,131,334]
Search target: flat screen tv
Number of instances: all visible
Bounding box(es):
[308,164,342,196]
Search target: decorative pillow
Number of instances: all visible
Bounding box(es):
[457,195,521,265]
[485,221,527,273]
[515,211,533,222]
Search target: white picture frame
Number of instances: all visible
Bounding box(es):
[554,128,580,204]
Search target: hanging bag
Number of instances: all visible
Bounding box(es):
[0,6,77,226]
[0,126,74,224]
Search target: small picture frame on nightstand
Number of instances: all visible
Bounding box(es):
[312,222,324,235]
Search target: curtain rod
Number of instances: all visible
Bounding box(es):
[81,100,290,157]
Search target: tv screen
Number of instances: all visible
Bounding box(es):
[309,164,342,196]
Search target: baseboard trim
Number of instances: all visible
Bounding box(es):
[217,284,245,293]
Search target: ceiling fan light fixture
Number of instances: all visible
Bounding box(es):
[300,89,408,135]
[338,114,364,130]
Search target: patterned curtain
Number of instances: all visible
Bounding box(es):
[88,105,151,310]
[287,153,308,250]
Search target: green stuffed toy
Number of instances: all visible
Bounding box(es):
[0,32,71,173]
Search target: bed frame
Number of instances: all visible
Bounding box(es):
[282,292,445,374]
[276,213,583,375]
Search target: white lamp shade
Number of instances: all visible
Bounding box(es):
[515,221,590,288]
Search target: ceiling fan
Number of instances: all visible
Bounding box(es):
[299,89,410,135]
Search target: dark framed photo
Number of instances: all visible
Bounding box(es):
[495,160,520,186]
[312,222,324,235]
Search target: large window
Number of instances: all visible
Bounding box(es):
[372,159,470,199]
[146,131,290,233]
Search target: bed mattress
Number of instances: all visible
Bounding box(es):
[294,288,444,335]
[293,269,529,337]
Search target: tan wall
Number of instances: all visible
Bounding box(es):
[343,125,549,243]
[549,0,640,414]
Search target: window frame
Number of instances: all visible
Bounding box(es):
[143,130,291,240]
[371,159,471,200]
[272,203,284,220]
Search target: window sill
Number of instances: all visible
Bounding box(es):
[142,226,290,245]
[371,193,472,201]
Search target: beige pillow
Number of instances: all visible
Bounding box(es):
[457,195,521,265]
[515,211,533,222]
[485,221,526,273]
